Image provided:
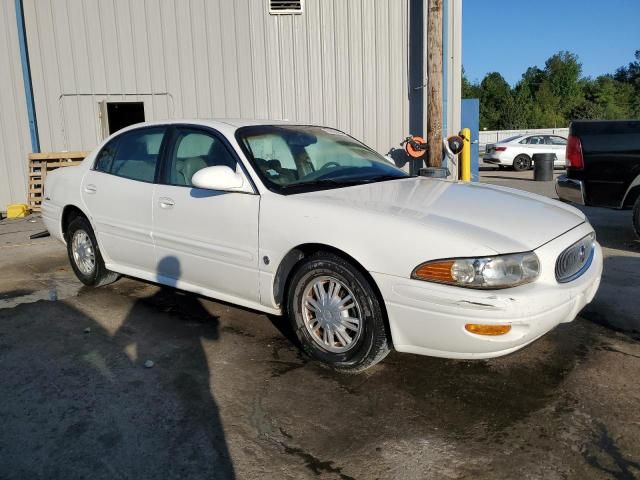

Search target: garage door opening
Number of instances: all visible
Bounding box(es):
[106,102,145,134]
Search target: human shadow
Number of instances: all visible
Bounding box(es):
[110,255,235,478]
[0,255,235,479]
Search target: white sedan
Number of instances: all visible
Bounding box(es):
[42,120,602,372]
[484,134,568,171]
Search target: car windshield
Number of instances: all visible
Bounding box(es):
[236,125,409,194]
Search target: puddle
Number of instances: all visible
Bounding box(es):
[0,277,82,309]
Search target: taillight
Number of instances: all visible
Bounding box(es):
[565,135,584,169]
[495,146,507,152]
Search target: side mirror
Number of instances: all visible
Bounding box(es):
[191,166,249,192]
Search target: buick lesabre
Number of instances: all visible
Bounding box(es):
[42,120,602,372]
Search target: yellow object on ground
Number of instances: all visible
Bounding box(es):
[460,127,471,181]
[6,204,30,219]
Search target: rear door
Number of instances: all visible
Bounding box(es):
[82,126,166,272]
[152,126,261,303]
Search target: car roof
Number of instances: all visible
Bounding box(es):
[118,118,294,132]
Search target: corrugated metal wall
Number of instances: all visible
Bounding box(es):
[23,0,410,155]
[0,0,32,209]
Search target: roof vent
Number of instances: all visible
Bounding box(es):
[269,0,303,15]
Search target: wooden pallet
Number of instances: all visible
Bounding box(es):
[28,151,88,211]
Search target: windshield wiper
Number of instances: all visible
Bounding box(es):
[280,178,360,191]
[350,174,408,184]
[280,175,407,193]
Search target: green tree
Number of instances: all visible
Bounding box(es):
[462,49,640,130]
[461,67,481,99]
[478,72,513,129]
[543,51,583,117]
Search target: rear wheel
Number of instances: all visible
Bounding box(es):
[633,197,640,238]
[286,252,390,373]
[66,216,119,287]
[512,154,531,171]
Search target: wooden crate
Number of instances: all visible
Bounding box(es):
[28,151,87,211]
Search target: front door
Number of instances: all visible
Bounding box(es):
[152,126,261,303]
[546,135,567,166]
[81,126,167,273]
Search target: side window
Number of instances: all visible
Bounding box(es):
[166,129,237,187]
[94,139,119,172]
[526,136,544,145]
[109,127,166,182]
[549,136,567,145]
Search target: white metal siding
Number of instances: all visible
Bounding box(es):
[23,0,410,155]
[0,0,32,208]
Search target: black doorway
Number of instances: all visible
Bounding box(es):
[106,102,145,134]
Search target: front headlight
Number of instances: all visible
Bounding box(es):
[412,252,540,289]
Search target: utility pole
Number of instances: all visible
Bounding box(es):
[427,0,443,167]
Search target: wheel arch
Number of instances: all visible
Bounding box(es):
[622,177,640,209]
[273,243,392,342]
[61,204,91,242]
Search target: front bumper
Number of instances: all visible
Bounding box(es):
[373,223,602,359]
[555,175,585,205]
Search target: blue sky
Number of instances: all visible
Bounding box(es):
[462,0,640,86]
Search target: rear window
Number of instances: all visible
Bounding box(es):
[101,127,166,182]
[499,135,524,143]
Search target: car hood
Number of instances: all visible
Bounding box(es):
[298,177,586,254]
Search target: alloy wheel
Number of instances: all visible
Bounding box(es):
[72,230,96,275]
[301,275,363,353]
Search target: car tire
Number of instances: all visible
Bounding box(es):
[286,252,390,373]
[66,216,119,287]
[633,196,640,238]
[512,154,531,172]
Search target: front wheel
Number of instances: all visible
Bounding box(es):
[512,154,531,171]
[286,253,390,373]
[66,216,119,287]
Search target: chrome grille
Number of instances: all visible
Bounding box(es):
[555,233,595,283]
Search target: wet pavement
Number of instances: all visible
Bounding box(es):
[1,175,639,479]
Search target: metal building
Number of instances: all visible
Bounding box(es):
[0,0,462,207]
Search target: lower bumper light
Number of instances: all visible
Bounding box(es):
[465,324,511,336]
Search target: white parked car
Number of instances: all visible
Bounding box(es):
[484,134,568,171]
[42,120,602,372]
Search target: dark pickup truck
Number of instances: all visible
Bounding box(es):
[556,120,640,236]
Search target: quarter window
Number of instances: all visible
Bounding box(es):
[107,127,166,182]
[94,139,119,173]
[165,129,237,187]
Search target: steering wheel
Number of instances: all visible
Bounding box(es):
[319,161,341,170]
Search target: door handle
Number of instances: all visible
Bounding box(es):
[159,197,175,209]
[84,184,97,194]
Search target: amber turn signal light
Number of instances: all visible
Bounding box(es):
[464,324,511,336]
[413,260,455,283]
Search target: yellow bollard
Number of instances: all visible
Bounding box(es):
[460,128,471,182]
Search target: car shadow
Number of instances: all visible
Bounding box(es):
[582,254,640,336]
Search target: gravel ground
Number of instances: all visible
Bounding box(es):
[0,173,639,480]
